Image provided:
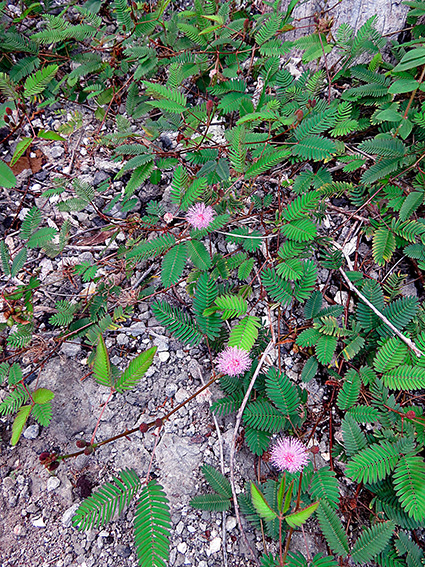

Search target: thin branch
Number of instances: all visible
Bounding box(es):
[229,340,275,566]
[198,368,228,567]
[339,268,424,357]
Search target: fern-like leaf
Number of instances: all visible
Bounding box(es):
[228,316,260,351]
[190,493,231,511]
[317,501,349,557]
[265,367,300,416]
[151,301,202,346]
[351,521,395,564]
[309,466,340,510]
[393,455,425,521]
[261,268,293,306]
[134,479,171,567]
[114,347,156,393]
[342,415,368,456]
[73,469,142,530]
[161,243,187,288]
[337,369,361,410]
[243,398,287,433]
[346,441,400,483]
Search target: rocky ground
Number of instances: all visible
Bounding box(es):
[0,103,376,566]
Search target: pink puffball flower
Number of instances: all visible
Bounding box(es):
[216,346,251,377]
[186,203,215,229]
[270,437,309,474]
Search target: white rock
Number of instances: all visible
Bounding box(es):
[158,351,170,363]
[47,476,61,492]
[177,542,187,554]
[174,388,188,403]
[209,536,221,554]
[61,342,81,358]
[117,333,129,345]
[225,516,237,531]
[23,424,39,440]
[62,503,80,528]
[128,322,145,336]
[32,517,46,528]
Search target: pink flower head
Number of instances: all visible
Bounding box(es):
[216,346,251,376]
[270,437,309,473]
[186,203,215,229]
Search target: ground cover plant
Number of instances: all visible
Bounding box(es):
[1,0,425,565]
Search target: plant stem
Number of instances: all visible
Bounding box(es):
[59,373,219,460]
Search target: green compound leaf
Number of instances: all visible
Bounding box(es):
[342,415,368,457]
[186,239,211,270]
[24,64,58,97]
[243,398,287,433]
[161,243,187,288]
[317,501,349,557]
[151,301,203,346]
[245,427,272,456]
[190,493,231,511]
[251,483,278,521]
[11,405,32,446]
[228,316,261,351]
[315,334,337,365]
[261,268,293,306]
[337,369,361,410]
[393,455,425,521]
[373,227,396,266]
[201,464,232,498]
[291,135,336,161]
[134,479,171,567]
[115,346,157,393]
[213,294,247,320]
[301,357,318,383]
[73,469,142,530]
[265,367,300,416]
[93,334,112,387]
[351,521,395,564]
[285,501,319,528]
[309,466,340,510]
[346,441,400,484]
[32,401,53,426]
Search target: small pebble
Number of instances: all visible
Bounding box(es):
[32,517,46,528]
[209,536,221,553]
[51,146,64,158]
[23,424,39,440]
[47,476,61,492]
[158,351,170,363]
[225,516,237,531]
[177,542,187,554]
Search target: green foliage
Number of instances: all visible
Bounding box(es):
[5,1,425,563]
[346,441,400,483]
[317,501,349,557]
[351,521,396,564]
[228,316,260,351]
[393,455,425,521]
[190,464,232,511]
[161,243,187,287]
[151,301,203,345]
[73,469,142,530]
[134,480,171,567]
[265,367,300,416]
[337,369,361,410]
[309,466,340,510]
